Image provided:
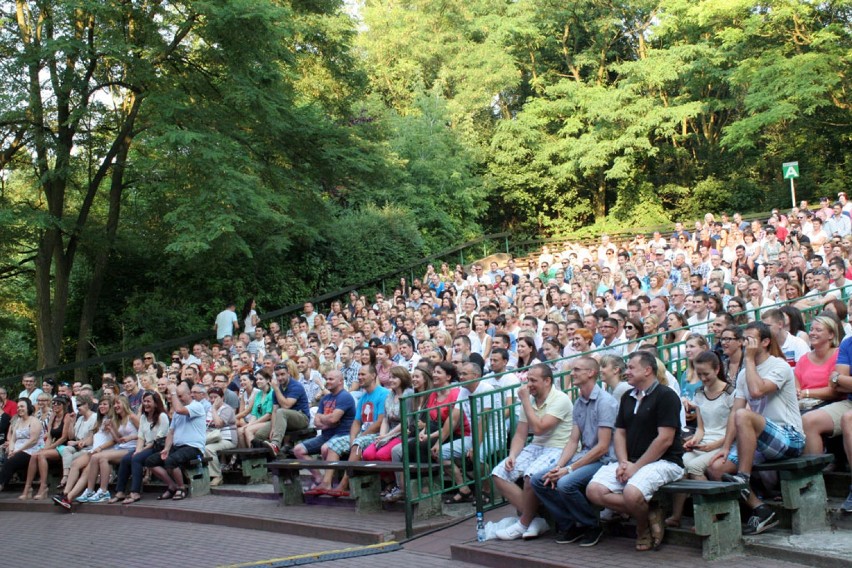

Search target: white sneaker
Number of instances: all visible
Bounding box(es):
[75,488,95,503]
[522,517,549,540]
[495,521,527,541]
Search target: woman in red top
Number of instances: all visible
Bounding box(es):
[795,315,842,412]
[423,362,472,503]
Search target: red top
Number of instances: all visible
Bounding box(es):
[427,387,471,437]
[2,398,17,417]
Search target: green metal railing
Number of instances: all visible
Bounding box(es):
[399,283,852,535]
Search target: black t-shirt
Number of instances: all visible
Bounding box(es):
[616,382,684,467]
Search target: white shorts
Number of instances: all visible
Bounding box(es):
[491,444,562,483]
[683,449,717,478]
[590,460,684,501]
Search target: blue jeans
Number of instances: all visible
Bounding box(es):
[531,461,604,530]
[116,447,156,494]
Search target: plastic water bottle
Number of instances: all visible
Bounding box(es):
[476,511,486,542]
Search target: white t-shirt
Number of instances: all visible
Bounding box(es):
[214,309,237,339]
[693,385,735,444]
[780,333,810,366]
[735,355,803,433]
[687,313,712,336]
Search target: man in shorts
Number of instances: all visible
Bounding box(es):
[586,351,684,551]
[493,364,573,540]
[293,370,355,494]
[146,381,208,501]
[532,356,618,547]
[708,322,805,535]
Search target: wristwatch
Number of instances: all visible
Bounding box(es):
[566,465,573,474]
[831,372,840,387]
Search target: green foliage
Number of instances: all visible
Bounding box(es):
[2,0,852,373]
[323,205,427,287]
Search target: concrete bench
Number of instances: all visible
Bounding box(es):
[219,448,272,484]
[182,457,211,497]
[658,479,746,560]
[752,454,833,534]
[266,460,442,517]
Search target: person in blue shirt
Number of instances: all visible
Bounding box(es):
[325,365,389,496]
[294,370,355,494]
[260,360,311,457]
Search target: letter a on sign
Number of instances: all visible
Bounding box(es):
[782,161,799,180]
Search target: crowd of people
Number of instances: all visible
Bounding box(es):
[2,197,852,551]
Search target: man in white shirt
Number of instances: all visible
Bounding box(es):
[760,309,809,365]
[18,373,44,405]
[595,318,626,358]
[687,292,713,335]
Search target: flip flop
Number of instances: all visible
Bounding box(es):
[305,487,328,496]
[327,489,350,497]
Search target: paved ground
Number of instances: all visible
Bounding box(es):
[0,510,479,568]
[0,492,830,568]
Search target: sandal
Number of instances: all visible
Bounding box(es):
[172,488,188,500]
[443,489,475,504]
[470,493,491,506]
[108,494,126,504]
[648,507,666,551]
[635,531,653,552]
[157,489,176,500]
[123,494,142,505]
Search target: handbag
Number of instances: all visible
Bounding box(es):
[206,429,222,444]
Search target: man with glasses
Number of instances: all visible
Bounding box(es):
[18,373,43,405]
[532,356,618,547]
[213,374,239,410]
[595,318,625,358]
[708,322,804,535]
[190,384,211,412]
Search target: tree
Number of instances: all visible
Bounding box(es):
[0,0,376,371]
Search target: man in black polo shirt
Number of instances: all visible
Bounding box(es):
[586,351,684,552]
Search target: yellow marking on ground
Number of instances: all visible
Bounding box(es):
[217,541,400,568]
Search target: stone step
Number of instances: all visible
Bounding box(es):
[744,528,852,568]
[825,471,851,499]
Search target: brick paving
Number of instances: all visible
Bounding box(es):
[0,491,825,568]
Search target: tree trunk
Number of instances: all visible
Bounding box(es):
[593,177,607,222]
[74,138,129,381]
